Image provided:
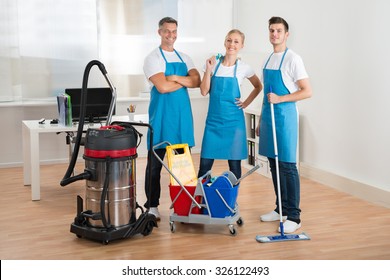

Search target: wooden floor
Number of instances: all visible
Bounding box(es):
[1,154,390,260]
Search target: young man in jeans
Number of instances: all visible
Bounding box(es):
[257,16,312,233]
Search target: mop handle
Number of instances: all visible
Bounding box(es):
[269,86,278,161]
[270,89,285,236]
[270,105,278,157]
[234,164,260,186]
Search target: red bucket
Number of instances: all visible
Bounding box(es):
[169,184,202,216]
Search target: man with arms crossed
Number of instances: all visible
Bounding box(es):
[143,17,201,220]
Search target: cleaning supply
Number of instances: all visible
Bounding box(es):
[60,60,157,244]
[255,96,310,243]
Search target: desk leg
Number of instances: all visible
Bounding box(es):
[30,131,40,201]
[22,122,31,186]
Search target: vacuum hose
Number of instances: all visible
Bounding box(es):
[60,60,109,186]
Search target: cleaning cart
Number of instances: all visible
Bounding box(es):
[153,142,258,236]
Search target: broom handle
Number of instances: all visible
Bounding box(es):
[271,101,285,236]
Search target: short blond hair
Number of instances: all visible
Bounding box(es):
[225,29,245,44]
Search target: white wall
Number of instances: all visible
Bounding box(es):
[235,0,390,193]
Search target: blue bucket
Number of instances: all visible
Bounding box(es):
[203,175,239,218]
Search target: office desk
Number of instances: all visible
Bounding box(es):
[22,115,148,201]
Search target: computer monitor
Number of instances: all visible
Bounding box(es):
[65,87,115,123]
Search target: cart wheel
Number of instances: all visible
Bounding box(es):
[103,240,109,245]
[236,217,244,226]
[170,222,176,233]
[228,224,237,236]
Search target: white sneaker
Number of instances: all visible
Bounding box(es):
[260,210,287,222]
[278,220,301,234]
[148,207,161,221]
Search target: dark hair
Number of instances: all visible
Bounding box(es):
[268,16,289,32]
[159,17,178,28]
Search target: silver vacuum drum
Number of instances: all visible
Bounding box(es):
[83,125,138,228]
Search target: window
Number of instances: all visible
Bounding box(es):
[0,0,233,101]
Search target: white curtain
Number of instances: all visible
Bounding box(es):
[0,0,98,101]
[0,0,233,101]
[0,0,20,101]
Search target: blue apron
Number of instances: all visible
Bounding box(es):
[259,49,298,163]
[201,59,247,160]
[147,47,195,149]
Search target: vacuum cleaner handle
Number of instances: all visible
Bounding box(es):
[95,61,107,74]
[61,60,115,187]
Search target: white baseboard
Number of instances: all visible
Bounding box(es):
[300,163,390,208]
[0,162,25,168]
[0,158,74,168]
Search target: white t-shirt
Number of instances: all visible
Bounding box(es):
[204,59,255,86]
[261,49,308,93]
[143,48,196,82]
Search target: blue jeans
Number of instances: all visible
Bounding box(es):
[268,157,301,223]
[198,158,242,179]
[144,148,166,208]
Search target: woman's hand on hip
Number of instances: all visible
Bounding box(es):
[235,98,246,109]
